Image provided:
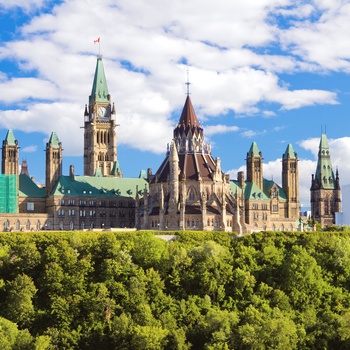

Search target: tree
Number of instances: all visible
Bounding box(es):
[4,274,37,328]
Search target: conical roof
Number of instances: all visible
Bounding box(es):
[247,142,260,157]
[173,96,203,138]
[283,144,296,159]
[47,132,60,148]
[89,56,109,105]
[3,129,17,146]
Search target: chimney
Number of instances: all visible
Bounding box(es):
[69,165,75,181]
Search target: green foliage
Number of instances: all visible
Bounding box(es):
[1,230,350,348]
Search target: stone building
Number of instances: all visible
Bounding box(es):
[0,56,147,231]
[0,54,326,233]
[137,94,301,233]
[311,133,341,227]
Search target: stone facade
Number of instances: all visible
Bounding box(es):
[311,133,341,227]
[137,95,300,234]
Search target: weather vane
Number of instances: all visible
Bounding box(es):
[185,65,191,96]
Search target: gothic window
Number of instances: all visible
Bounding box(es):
[36,221,41,230]
[188,187,195,201]
[187,219,190,227]
[325,198,329,215]
[59,221,63,230]
[70,221,74,230]
[196,218,199,227]
[26,220,30,230]
[16,220,20,230]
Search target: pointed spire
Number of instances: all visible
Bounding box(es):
[89,56,109,105]
[247,142,260,157]
[315,133,336,189]
[283,144,297,159]
[3,129,17,146]
[169,140,179,162]
[173,96,203,138]
[47,132,61,148]
[20,159,29,176]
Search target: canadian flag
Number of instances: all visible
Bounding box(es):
[94,37,100,44]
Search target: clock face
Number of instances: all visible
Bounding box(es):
[97,106,107,118]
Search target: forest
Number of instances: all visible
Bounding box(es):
[1,229,350,349]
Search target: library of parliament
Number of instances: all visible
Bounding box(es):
[0,56,341,233]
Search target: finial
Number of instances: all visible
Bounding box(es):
[185,65,191,96]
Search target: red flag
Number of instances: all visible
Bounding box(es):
[94,37,100,44]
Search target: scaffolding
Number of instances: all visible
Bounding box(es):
[0,175,18,213]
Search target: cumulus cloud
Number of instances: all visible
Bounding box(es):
[205,124,240,136]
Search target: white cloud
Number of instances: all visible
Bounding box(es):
[0,77,58,103]
[205,124,239,136]
[0,0,47,11]
[21,145,37,153]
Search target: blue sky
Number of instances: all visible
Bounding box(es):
[1,0,350,207]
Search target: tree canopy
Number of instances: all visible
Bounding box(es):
[1,230,350,349]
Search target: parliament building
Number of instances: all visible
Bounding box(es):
[0,56,341,232]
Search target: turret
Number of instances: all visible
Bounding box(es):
[282,144,299,218]
[246,142,263,190]
[45,132,62,196]
[2,129,19,175]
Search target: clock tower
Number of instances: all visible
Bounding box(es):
[83,55,122,177]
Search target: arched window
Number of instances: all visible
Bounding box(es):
[36,221,41,230]
[188,187,196,201]
[26,220,30,230]
[16,220,20,231]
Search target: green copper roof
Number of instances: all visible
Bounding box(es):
[48,132,60,148]
[111,160,122,177]
[90,56,109,105]
[19,174,46,198]
[51,175,148,198]
[3,129,17,146]
[247,142,260,157]
[315,133,335,189]
[283,144,296,159]
[230,178,287,201]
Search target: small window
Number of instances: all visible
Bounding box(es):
[27,202,34,211]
